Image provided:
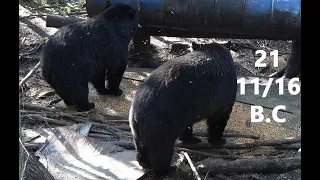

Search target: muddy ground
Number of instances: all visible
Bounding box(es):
[19,1,301,180]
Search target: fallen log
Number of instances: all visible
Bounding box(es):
[107,137,300,150]
[274,143,301,150]
[19,139,55,180]
[196,156,301,176]
[175,147,245,160]
[46,14,84,28]
[176,137,301,149]
[194,131,260,139]
[19,103,128,120]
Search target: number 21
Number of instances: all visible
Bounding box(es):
[255,50,278,68]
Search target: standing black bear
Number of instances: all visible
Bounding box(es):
[41,3,139,112]
[129,42,237,176]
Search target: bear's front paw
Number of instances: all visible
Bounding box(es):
[105,88,123,96]
[208,137,226,146]
[179,136,202,144]
[75,102,95,112]
[96,88,109,95]
[137,153,151,169]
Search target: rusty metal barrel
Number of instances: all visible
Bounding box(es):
[85,0,301,40]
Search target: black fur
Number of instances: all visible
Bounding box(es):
[129,42,237,176]
[41,3,139,112]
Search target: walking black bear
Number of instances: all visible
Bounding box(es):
[41,3,139,112]
[129,42,237,176]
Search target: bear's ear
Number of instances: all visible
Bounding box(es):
[222,41,232,49]
[128,9,136,19]
[192,42,200,50]
[104,3,112,10]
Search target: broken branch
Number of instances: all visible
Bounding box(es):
[21,114,72,126]
[20,103,57,112]
[19,61,41,88]
[182,151,202,180]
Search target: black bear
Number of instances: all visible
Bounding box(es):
[270,40,301,78]
[41,3,139,112]
[129,42,237,176]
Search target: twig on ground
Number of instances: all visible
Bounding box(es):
[20,37,27,48]
[182,151,202,180]
[31,5,61,10]
[19,61,41,88]
[21,114,72,126]
[104,120,129,124]
[68,110,128,120]
[88,133,112,139]
[230,42,258,52]
[19,11,87,19]
[235,100,293,114]
[19,41,45,59]
[249,174,264,180]
[19,110,44,114]
[20,103,57,112]
[123,76,144,82]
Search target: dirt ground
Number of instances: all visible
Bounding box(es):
[19,1,301,180]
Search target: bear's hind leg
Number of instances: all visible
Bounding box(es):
[105,66,126,96]
[58,93,73,106]
[90,69,108,95]
[51,85,73,107]
[179,125,202,144]
[207,107,233,145]
[73,83,95,112]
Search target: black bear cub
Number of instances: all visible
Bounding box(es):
[41,3,139,112]
[129,42,237,176]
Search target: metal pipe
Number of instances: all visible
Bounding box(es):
[85,0,301,40]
